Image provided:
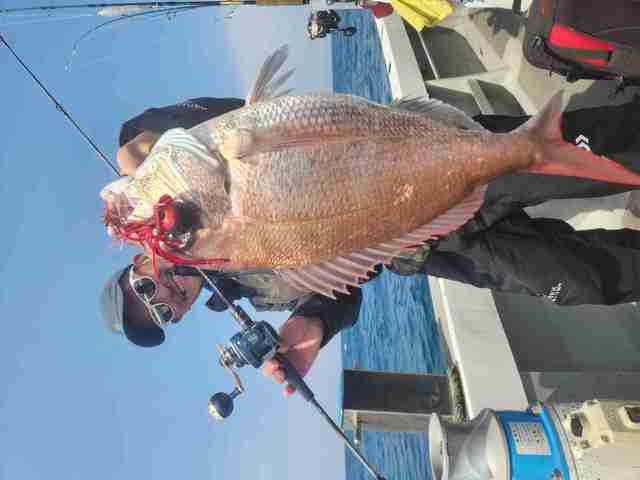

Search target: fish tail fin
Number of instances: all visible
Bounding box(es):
[521,91,640,186]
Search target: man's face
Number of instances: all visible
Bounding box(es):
[131,255,204,324]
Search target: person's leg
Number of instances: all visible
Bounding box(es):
[424,208,640,305]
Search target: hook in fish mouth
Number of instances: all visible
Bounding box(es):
[164,230,194,252]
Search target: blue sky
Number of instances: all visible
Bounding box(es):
[0,3,345,479]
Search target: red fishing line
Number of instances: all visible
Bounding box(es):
[104,194,229,276]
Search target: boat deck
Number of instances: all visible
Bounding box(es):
[375,6,640,416]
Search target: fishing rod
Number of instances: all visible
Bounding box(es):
[0,32,119,175]
[0,1,259,17]
[0,3,249,177]
[66,4,213,70]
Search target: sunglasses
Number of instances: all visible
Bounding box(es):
[129,268,177,328]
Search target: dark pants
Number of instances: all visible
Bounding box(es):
[423,98,640,305]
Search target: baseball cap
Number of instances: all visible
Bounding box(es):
[101,266,166,347]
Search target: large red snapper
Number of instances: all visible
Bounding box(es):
[104,46,640,298]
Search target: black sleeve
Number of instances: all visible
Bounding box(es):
[119,97,245,146]
[292,288,363,348]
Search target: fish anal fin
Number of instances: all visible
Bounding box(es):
[277,185,487,298]
[278,260,363,300]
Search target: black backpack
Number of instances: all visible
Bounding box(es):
[523,0,640,87]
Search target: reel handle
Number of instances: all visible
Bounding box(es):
[274,352,314,402]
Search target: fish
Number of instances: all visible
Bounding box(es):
[102,45,640,298]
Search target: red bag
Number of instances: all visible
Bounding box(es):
[524,0,640,85]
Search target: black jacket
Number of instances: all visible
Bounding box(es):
[119,97,244,146]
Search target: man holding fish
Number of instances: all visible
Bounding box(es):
[102,47,640,394]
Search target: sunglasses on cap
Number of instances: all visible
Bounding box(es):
[128,268,177,328]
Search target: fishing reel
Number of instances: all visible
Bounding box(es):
[200,270,385,480]
[208,316,281,420]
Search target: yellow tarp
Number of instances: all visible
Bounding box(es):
[389,0,454,32]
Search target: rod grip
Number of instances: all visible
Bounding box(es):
[274,352,314,402]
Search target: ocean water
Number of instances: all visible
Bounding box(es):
[331,11,446,480]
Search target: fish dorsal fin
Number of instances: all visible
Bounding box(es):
[262,69,295,99]
[246,45,295,105]
[390,97,487,132]
[277,185,488,298]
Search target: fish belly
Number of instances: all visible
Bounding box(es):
[225,139,476,267]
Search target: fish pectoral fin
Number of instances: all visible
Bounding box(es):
[220,126,338,164]
[390,97,486,132]
[276,185,488,299]
[246,45,295,105]
[229,127,382,160]
[222,127,373,163]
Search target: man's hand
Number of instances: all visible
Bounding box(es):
[262,315,324,397]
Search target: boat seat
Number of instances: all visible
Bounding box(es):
[467,78,526,116]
